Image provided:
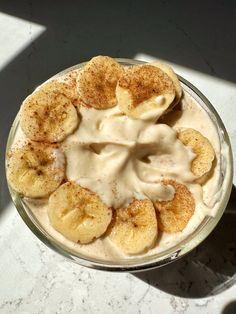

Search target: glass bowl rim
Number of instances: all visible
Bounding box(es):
[5,58,234,272]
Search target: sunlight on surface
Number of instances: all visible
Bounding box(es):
[0,12,46,71]
[134,53,236,114]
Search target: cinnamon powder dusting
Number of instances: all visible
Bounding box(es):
[118,65,175,107]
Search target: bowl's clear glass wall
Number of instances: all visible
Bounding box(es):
[6,59,233,272]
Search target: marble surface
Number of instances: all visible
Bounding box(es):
[0,1,236,313]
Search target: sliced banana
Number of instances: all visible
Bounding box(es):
[6,142,65,198]
[40,80,77,102]
[78,56,124,109]
[178,128,215,181]
[48,182,112,244]
[116,64,176,120]
[109,199,158,254]
[154,180,195,233]
[152,61,182,106]
[20,85,79,143]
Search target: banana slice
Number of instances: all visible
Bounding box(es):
[6,142,65,198]
[20,85,79,143]
[154,180,195,233]
[109,199,158,254]
[40,80,77,102]
[116,64,176,120]
[48,182,112,243]
[152,61,182,106]
[78,56,124,109]
[177,128,215,181]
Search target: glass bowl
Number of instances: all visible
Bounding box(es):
[5,59,233,272]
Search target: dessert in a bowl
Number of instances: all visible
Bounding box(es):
[6,56,233,271]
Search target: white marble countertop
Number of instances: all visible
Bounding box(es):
[0,2,236,313]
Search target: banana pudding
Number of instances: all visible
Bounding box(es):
[6,56,230,261]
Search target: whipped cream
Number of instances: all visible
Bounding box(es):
[63,106,196,209]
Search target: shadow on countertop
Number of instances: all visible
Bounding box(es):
[222,301,236,314]
[134,185,236,298]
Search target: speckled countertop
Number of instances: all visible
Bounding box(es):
[0,1,236,313]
